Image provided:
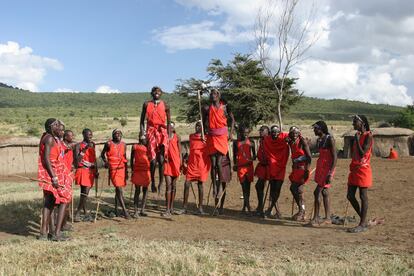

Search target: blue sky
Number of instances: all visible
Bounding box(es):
[0,0,413,106]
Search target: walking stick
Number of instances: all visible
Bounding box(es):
[71,180,74,224]
[190,182,199,208]
[94,170,108,223]
[197,89,205,141]
[212,187,226,216]
[264,181,270,210]
[343,200,349,227]
[291,197,295,216]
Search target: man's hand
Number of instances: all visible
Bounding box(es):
[95,172,99,179]
[325,174,332,184]
[51,176,59,189]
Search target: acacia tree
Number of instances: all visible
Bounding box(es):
[255,0,319,130]
[175,53,301,129]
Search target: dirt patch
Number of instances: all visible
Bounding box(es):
[67,157,414,255]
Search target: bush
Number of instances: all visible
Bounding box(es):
[391,105,414,129]
[26,126,40,137]
[120,118,127,127]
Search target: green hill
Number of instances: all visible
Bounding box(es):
[0,87,403,137]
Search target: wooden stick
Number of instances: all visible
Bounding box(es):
[291,196,295,216]
[197,90,205,140]
[190,182,199,208]
[94,171,107,223]
[343,200,349,227]
[264,181,270,210]
[212,187,226,216]
[71,181,74,224]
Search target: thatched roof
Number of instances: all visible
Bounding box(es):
[343,127,414,137]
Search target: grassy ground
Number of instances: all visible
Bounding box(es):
[0,157,413,275]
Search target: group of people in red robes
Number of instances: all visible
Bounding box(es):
[37,87,377,241]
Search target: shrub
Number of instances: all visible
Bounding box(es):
[391,105,414,129]
[120,118,127,127]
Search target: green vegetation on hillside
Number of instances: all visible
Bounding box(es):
[0,87,403,137]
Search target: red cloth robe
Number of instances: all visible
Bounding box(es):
[186,133,211,182]
[348,132,373,188]
[62,142,74,173]
[75,142,96,187]
[289,138,311,184]
[146,100,169,160]
[38,133,72,204]
[207,102,228,155]
[314,135,335,188]
[131,144,151,187]
[106,141,127,187]
[236,139,254,183]
[254,139,269,180]
[263,133,289,181]
[164,133,181,177]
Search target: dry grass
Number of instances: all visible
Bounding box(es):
[0,237,412,275]
[0,179,413,275]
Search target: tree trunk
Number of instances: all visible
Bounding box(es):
[277,96,283,130]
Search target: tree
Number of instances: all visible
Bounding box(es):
[392,104,414,129]
[175,53,301,129]
[255,0,319,130]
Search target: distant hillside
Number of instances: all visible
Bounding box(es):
[0,86,403,137]
[0,86,403,118]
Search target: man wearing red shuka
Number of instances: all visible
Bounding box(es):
[254,125,270,217]
[263,125,289,219]
[347,115,373,233]
[202,89,234,208]
[287,126,312,222]
[130,135,151,218]
[73,128,98,222]
[101,129,130,219]
[139,86,171,194]
[181,121,211,215]
[307,121,337,226]
[38,118,73,241]
[233,124,256,214]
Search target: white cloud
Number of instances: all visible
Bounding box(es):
[0,41,62,92]
[54,88,79,93]
[156,0,414,104]
[95,85,120,94]
[154,21,251,52]
[296,59,412,106]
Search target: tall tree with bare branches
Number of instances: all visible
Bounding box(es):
[255,0,319,130]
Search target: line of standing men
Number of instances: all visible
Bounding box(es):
[37,86,374,241]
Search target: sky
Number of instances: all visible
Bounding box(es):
[0,0,413,106]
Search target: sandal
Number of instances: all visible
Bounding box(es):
[347,225,368,233]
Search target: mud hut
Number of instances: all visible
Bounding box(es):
[342,127,414,158]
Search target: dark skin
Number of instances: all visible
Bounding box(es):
[288,130,312,220]
[130,137,149,218]
[40,122,67,239]
[255,127,269,216]
[233,128,256,213]
[139,88,171,194]
[310,127,337,225]
[73,130,98,220]
[202,90,234,204]
[182,123,206,214]
[163,124,182,217]
[60,129,76,228]
[347,118,372,231]
[265,128,286,218]
[213,153,231,215]
[101,131,130,219]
